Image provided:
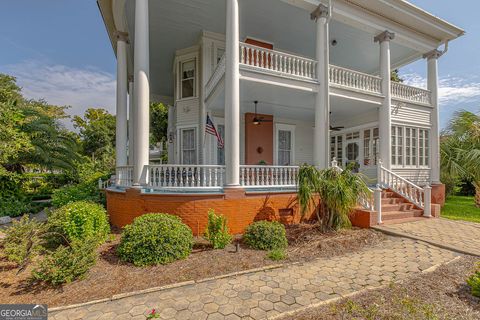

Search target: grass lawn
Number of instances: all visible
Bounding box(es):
[442,195,480,223]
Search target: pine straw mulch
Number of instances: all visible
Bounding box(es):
[280,255,480,320]
[0,224,384,307]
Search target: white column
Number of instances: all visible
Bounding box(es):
[128,78,134,165]
[311,4,330,169]
[133,0,150,185]
[224,0,240,187]
[115,32,128,168]
[424,49,442,184]
[375,31,395,170]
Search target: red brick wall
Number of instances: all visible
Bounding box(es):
[106,188,317,235]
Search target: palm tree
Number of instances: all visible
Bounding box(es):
[441,110,480,207]
[297,164,370,231]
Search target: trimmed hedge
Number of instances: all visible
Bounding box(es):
[47,201,110,244]
[117,213,194,266]
[244,221,288,251]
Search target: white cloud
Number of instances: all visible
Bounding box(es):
[402,72,480,106]
[1,60,116,128]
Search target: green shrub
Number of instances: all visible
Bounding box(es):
[1,215,46,265]
[31,238,98,286]
[51,172,106,207]
[204,209,233,249]
[117,213,194,266]
[467,263,480,297]
[244,221,288,251]
[47,201,110,244]
[267,248,287,261]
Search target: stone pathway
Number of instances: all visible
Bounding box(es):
[50,236,459,320]
[374,218,480,256]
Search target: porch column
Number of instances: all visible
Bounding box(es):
[128,77,134,165]
[115,31,129,168]
[424,49,442,184]
[311,4,330,169]
[224,0,240,187]
[133,0,150,185]
[375,31,395,170]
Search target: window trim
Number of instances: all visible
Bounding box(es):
[177,125,199,165]
[274,123,295,166]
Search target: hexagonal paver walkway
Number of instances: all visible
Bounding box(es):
[50,236,459,320]
[374,218,480,256]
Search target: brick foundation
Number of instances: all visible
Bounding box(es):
[431,184,446,207]
[106,188,317,235]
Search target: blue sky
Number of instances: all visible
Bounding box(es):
[0,0,478,129]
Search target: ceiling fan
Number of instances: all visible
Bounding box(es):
[252,101,273,125]
[328,111,344,131]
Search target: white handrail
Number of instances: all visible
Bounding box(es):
[147,165,225,189]
[329,65,382,94]
[240,165,299,187]
[239,42,317,80]
[331,159,374,211]
[391,82,431,105]
[378,160,431,216]
[116,166,134,187]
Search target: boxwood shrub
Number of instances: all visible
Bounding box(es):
[47,201,110,244]
[117,213,194,266]
[244,221,288,250]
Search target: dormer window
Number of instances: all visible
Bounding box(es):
[180,59,196,98]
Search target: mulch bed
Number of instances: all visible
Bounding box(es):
[281,255,480,320]
[0,225,384,307]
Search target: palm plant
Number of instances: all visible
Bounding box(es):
[297,164,370,231]
[441,110,480,207]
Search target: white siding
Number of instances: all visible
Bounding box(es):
[275,117,313,165]
[391,103,432,127]
[176,98,200,126]
[392,168,430,186]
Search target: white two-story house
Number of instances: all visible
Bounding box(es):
[98,0,464,233]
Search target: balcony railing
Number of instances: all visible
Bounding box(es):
[240,165,299,188]
[391,82,431,105]
[239,42,317,81]
[147,165,225,189]
[329,65,382,94]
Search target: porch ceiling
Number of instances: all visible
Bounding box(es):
[208,80,377,126]
[123,0,419,99]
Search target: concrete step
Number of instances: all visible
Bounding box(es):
[381,209,423,221]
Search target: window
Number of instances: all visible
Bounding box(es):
[391,125,429,168]
[373,128,379,165]
[419,129,429,166]
[364,129,371,166]
[330,135,343,165]
[180,60,196,99]
[180,128,196,164]
[391,126,403,166]
[217,124,225,165]
[278,130,292,165]
[405,128,418,166]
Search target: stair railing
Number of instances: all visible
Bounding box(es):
[377,160,431,217]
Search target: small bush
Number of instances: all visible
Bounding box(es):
[244,221,288,251]
[31,238,98,286]
[204,209,233,249]
[47,201,110,244]
[467,263,480,297]
[267,248,287,261]
[51,173,106,207]
[117,213,194,266]
[1,215,46,265]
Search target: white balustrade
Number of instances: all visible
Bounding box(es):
[378,160,430,216]
[329,65,382,94]
[391,82,431,105]
[239,43,317,81]
[205,54,226,99]
[240,165,299,187]
[147,165,225,189]
[116,166,134,187]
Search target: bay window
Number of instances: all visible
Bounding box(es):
[180,59,196,99]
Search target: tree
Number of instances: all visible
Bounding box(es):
[391,69,403,82]
[297,165,370,231]
[150,102,168,145]
[441,110,480,207]
[73,108,116,160]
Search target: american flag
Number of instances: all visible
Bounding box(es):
[206,115,224,148]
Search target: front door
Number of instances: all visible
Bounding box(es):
[345,139,360,172]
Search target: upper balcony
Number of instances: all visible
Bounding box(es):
[205,43,432,107]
